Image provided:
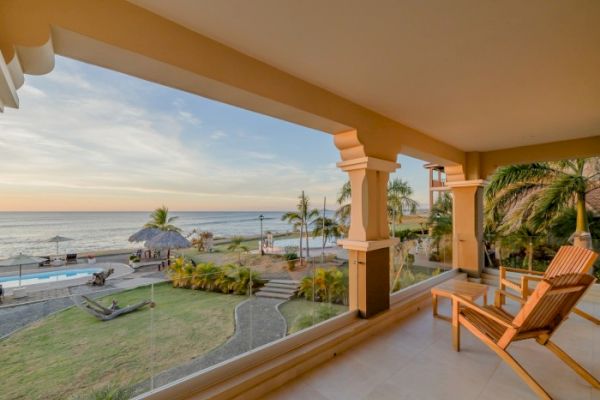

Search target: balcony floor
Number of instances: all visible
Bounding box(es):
[264,291,600,400]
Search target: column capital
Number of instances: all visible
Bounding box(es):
[337,238,399,251]
[336,156,400,172]
[445,179,487,188]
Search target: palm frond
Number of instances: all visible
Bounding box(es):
[485,163,556,202]
[529,174,580,230]
[337,181,351,205]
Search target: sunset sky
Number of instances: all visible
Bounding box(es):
[0,56,428,212]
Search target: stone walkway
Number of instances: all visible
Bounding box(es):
[137,296,287,392]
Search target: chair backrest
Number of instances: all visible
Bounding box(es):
[511,273,596,336]
[544,246,597,278]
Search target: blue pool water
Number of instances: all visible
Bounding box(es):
[0,268,102,288]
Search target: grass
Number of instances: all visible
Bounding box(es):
[395,214,429,231]
[279,299,348,334]
[0,283,244,400]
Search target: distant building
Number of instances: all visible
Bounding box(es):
[424,163,448,211]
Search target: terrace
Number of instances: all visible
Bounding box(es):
[1,1,599,400]
[264,289,600,400]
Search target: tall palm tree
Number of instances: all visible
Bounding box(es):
[485,158,600,249]
[282,191,319,261]
[144,206,181,232]
[428,192,453,256]
[388,178,419,233]
[227,236,249,265]
[311,215,342,253]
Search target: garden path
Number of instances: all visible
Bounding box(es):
[137,296,287,392]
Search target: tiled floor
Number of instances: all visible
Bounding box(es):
[264,291,600,400]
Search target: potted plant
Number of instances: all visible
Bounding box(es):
[284,252,298,271]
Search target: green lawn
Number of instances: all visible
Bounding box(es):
[279,299,348,334]
[0,283,244,400]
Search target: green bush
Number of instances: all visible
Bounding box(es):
[297,267,348,305]
[169,257,264,294]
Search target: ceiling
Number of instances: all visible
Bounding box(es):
[129,0,600,152]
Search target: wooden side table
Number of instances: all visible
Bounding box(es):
[431,279,488,321]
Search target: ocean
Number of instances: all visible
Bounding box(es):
[0,211,297,257]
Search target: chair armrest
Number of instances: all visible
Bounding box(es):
[452,294,516,329]
[500,266,543,276]
[522,275,543,282]
[521,275,543,299]
[495,289,526,305]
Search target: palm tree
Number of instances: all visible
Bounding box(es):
[227,236,249,265]
[144,205,181,232]
[282,191,319,261]
[311,215,342,252]
[485,158,600,249]
[335,181,352,235]
[428,192,453,258]
[387,178,419,234]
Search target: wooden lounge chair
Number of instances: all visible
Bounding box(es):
[73,295,154,321]
[452,272,599,399]
[496,245,599,325]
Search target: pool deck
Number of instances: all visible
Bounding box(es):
[0,268,168,338]
[0,262,133,296]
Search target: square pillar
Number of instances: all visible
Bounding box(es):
[337,156,399,318]
[446,180,485,277]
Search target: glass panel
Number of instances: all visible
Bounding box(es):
[485,234,600,277]
[390,234,450,293]
[0,280,153,399]
[279,254,349,335]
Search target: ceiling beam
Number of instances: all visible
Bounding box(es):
[481,136,600,176]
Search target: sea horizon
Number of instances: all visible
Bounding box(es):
[0,211,306,258]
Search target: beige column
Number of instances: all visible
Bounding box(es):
[446,180,485,277]
[337,156,399,318]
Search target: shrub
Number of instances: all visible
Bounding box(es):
[298,267,348,305]
[168,257,264,295]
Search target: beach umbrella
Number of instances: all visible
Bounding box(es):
[128,227,161,243]
[145,231,191,262]
[0,253,45,287]
[46,235,73,256]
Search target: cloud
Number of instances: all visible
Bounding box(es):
[18,84,46,98]
[0,57,350,211]
[210,130,227,140]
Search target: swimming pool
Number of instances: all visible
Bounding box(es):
[0,268,102,289]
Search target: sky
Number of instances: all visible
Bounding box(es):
[0,56,429,212]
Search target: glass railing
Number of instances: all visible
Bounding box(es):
[0,244,349,399]
[483,235,600,280]
[12,230,598,399]
[390,234,451,294]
